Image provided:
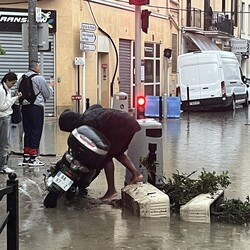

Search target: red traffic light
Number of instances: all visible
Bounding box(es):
[137,96,146,119]
[137,96,145,106]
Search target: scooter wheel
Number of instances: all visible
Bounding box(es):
[43,190,59,208]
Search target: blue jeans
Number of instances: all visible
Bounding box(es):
[0,115,11,169]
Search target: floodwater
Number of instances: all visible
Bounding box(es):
[1,107,250,249]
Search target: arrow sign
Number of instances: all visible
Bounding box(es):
[80,31,96,43]
[81,22,96,31]
[80,43,96,51]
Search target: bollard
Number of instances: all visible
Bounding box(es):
[187,86,190,113]
[159,96,162,121]
[147,143,157,185]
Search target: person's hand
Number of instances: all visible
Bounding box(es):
[16,92,22,98]
[49,81,55,88]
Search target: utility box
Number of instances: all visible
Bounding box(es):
[113,92,128,112]
[125,118,163,186]
[180,190,224,223]
[122,182,170,217]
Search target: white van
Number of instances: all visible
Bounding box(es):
[177,51,248,111]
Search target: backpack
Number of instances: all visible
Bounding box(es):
[18,73,39,105]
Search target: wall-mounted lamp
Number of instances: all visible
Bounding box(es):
[164,48,172,59]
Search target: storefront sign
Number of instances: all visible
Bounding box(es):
[0,8,56,33]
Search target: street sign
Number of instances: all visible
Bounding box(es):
[75,57,85,65]
[80,31,96,43]
[71,95,82,100]
[231,39,248,53]
[80,43,96,51]
[80,22,96,31]
[36,7,42,22]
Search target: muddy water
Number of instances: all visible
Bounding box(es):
[1,108,250,249]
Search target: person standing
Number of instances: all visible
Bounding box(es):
[0,72,22,173]
[19,60,54,166]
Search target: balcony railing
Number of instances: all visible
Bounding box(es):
[186,8,234,36]
[209,12,234,35]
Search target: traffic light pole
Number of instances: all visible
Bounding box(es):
[28,0,38,62]
[135,5,142,119]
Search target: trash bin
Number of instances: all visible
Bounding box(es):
[145,95,160,117]
[125,118,164,187]
[167,97,181,118]
[113,92,128,112]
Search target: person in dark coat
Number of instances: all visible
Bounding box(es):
[59,104,143,201]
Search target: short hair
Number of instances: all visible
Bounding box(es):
[29,60,39,70]
[1,71,17,84]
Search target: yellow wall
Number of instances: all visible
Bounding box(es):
[2,0,176,115]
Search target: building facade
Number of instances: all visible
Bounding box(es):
[180,0,250,77]
[0,0,180,116]
[0,0,248,117]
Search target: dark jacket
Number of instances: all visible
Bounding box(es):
[59,105,141,158]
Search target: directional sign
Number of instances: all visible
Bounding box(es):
[80,43,96,51]
[80,31,96,43]
[81,22,96,31]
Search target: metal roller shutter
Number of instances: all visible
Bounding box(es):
[119,39,131,108]
[0,32,55,116]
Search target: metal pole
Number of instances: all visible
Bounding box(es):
[82,52,86,112]
[77,65,80,113]
[163,57,169,118]
[135,5,142,118]
[28,0,38,62]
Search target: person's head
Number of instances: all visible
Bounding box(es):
[59,109,82,132]
[29,60,41,73]
[1,71,17,89]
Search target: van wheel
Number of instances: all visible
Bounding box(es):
[228,98,236,111]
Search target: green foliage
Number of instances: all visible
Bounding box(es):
[139,156,250,224]
[162,168,231,213]
[215,196,250,225]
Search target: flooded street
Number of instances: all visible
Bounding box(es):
[1,107,250,249]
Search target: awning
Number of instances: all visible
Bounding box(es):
[184,32,220,51]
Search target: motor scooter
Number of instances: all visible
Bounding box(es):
[43,125,110,208]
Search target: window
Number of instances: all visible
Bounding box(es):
[241,2,245,34]
[131,42,161,105]
[172,34,178,74]
[143,43,160,96]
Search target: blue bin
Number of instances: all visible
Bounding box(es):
[145,95,161,117]
[167,97,181,118]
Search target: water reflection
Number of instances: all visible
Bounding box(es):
[3,109,250,249]
[163,108,250,201]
